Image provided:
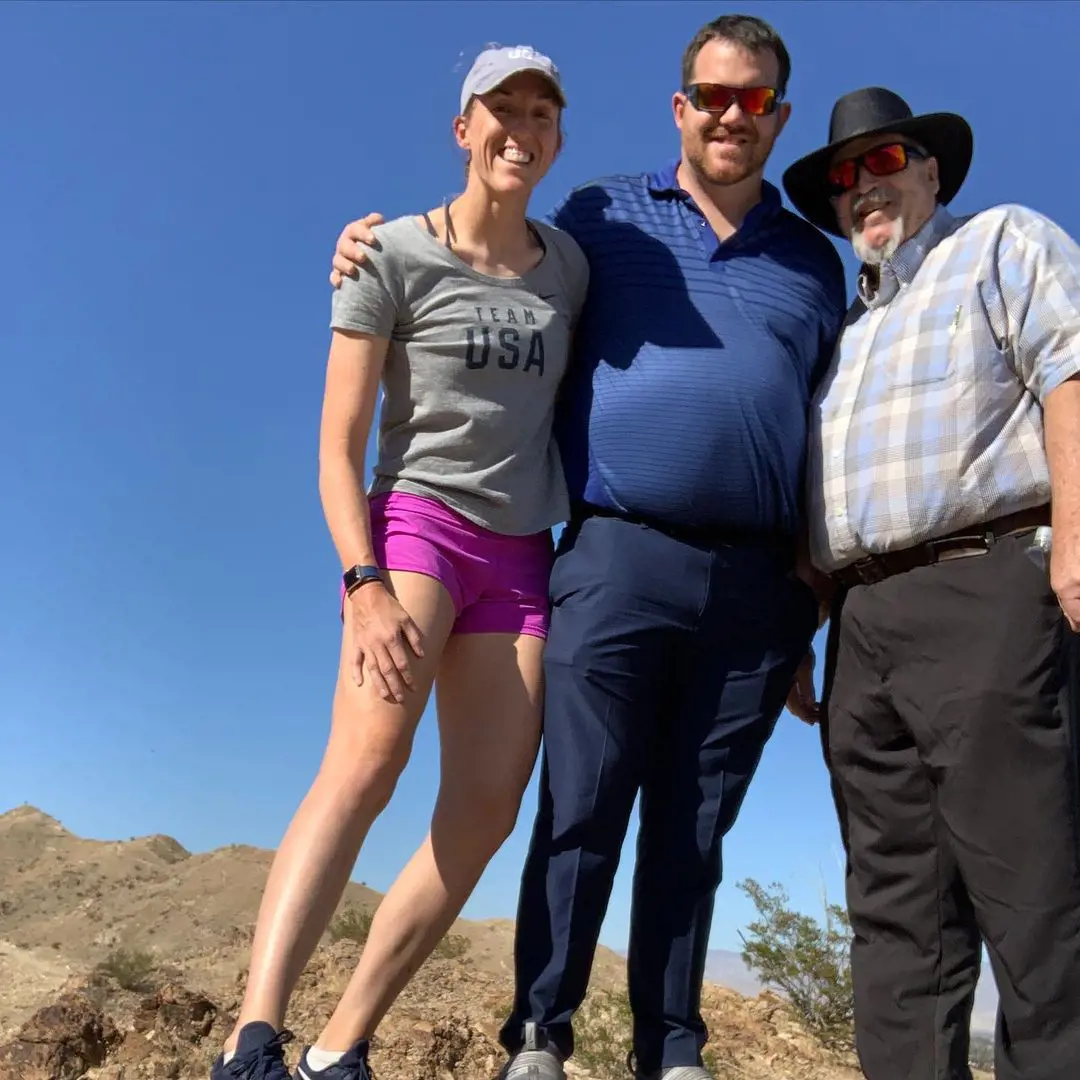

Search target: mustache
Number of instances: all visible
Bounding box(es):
[704,122,758,142]
[851,186,891,217]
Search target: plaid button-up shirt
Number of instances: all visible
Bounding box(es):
[808,203,1080,574]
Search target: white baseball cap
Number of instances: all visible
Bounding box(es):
[459,44,566,114]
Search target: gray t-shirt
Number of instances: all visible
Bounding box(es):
[329,214,589,535]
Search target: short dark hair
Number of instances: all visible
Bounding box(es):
[681,14,791,96]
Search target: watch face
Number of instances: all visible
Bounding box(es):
[344,565,382,591]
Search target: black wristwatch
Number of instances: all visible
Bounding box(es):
[343,564,384,596]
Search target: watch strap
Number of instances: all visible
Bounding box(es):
[343,564,384,595]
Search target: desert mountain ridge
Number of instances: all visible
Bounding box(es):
[0,805,989,1079]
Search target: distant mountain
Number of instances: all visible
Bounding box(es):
[704,949,764,998]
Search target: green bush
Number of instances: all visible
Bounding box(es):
[95,948,158,992]
[328,905,373,945]
[571,987,633,1075]
[737,878,854,1051]
[432,932,470,960]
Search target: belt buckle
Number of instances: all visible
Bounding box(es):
[926,531,993,563]
[850,556,887,584]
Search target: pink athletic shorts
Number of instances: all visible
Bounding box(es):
[341,490,554,639]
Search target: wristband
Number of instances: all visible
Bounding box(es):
[343,564,384,595]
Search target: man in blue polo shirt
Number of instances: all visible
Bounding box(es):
[328,15,845,1080]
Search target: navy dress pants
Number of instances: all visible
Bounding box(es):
[499,511,818,1073]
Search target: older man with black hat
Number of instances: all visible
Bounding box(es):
[783,88,1080,1079]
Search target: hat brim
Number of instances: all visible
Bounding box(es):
[781,113,973,237]
[468,64,567,109]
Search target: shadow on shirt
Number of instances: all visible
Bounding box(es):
[554,184,722,373]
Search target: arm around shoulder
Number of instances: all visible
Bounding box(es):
[329,222,405,338]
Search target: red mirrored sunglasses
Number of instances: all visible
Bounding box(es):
[827,142,927,196]
[684,83,780,117]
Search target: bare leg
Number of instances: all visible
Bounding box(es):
[314,630,545,1050]
[223,571,457,1051]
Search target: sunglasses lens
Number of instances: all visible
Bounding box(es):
[827,143,914,197]
[827,160,856,194]
[691,84,776,115]
[864,143,909,177]
[737,86,776,115]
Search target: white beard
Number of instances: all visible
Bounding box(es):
[852,214,904,266]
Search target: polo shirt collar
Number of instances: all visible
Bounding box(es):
[646,159,686,197]
[646,159,782,233]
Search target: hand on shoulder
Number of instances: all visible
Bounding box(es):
[330,212,386,287]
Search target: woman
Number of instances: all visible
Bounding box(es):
[212,44,589,1080]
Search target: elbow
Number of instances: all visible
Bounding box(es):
[318,441,361,502]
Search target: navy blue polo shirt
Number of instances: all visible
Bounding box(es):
[546,162,847,537]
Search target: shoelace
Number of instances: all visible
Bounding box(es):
[345,1043,378,1080]
[227,1030,295,1080]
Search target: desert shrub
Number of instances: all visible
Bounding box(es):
[571,987,633,1075]
[328,905,373,945]
[96,947,158,991]
[432,932,470,960]
[737,878,854,1051]
[572,987,732,1077]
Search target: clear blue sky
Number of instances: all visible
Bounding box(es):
[2,0,1078,958]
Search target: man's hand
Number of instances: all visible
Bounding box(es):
[330,213,385,287]
[793,532,836,627]
[786,647,820,725]
[1051,536,1080,631]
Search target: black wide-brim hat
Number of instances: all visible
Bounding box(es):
[782,87,973,237]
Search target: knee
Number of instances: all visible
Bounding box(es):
[437,784,525,858]
[316,734,413,817]
[549,771,637,854]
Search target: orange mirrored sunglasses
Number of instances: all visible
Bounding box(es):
[684,83,780,116]
[827,142,927,196]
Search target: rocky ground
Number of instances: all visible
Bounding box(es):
[0,805,988,1080]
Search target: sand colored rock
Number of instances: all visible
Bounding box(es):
[0,806,991,1079]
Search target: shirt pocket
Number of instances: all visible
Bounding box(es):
[882,304,961,390]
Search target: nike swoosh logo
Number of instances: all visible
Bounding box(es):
[539,293,557,301]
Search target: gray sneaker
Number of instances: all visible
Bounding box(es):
[497,1022,565,1080]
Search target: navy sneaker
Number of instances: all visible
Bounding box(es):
[211,1022,294,1080]
[294,1039,374,1080]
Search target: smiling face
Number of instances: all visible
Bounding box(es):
[673,38,790,189]
[830,133,940,264]
[454,71,562,197]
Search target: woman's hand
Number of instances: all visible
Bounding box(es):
[346,582,425,703]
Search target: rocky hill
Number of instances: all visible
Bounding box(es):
[0,805,975,1079]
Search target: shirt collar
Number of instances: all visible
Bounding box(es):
[857,204,957,308]
[646,159,685,197]
[646,159,783,232]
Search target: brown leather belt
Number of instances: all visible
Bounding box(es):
[831,505,1050,589]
